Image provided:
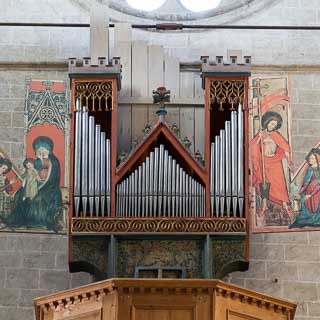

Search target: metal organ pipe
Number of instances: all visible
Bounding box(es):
[210,142,214,217]
[225,121,232,217]
[88,116,95,216]
[81,108,89,215]
[214,136,220,216]
[74,99,81,217]
[237,104,244,217]
[106,138,111,216]
[94,125,101,216]
[209,106,245,218]
[116,144,205,218]
[219,129,225,217]
[73,107,111,217]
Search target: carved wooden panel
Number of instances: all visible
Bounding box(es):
[34,279,296,320]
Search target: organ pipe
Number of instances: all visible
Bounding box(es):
[209,106,244,218]
[116,144,205,218]
[73,108,111,217]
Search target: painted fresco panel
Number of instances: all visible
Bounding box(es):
[250,76,320,232]
[0,80,69,233]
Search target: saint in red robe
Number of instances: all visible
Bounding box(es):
[250,131,290,205]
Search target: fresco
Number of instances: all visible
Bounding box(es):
[0,80,69,233]
[250,76,293,232]
[250,76,320,232]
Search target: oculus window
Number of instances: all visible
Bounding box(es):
[126,0,167,11]
[180,0,222,12]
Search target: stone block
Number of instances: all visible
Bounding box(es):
[0,45,25,62]
[0,112,12,127]
[8,234,41,252]
[309,302,320,316]
[229,277,245,288]
[0,252,22,268]
[294,301,308,317]
[285,244,320,262]
[292,136,319,153]
[6,71,28,84]
[298,119,320,136]
[24,46,48,61]
[250,244,285,261]
[0,235,8,251]
[245,279,282,297]
[291,119,298,135]
[0,29,12,46]
[298,89,320,105]
[19,289,52,307]
[40,235,67,252]
[10,143,24,159]
[39,270,70,291]
[70,272,92,288]
[293,152,307,171]
[14,28,49,46]
[266,262,298,281]
[11,112,24,128]
[231,261,266,279]
[0,98,25,112]
[291,88,299,104]
[313,75,320,89]
[298,263,320,281]
[264,232,308,244]
[0,128,24,143]
[283,281,318,301]
[291,74,314,89]
[0,268,7,288]
[0,85,10,99]
[309,231,320,244]
[0,288,19,307]
[22,252,55,269]
[55,253,68,270]
[0,142,10,156]
[9,84,25,99]
[0,307,34,320]
[249,233,264,243]
[6,269,39,289]
[291,104,316,123]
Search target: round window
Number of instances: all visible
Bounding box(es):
[126,0,167,11]
[179,0,222,12]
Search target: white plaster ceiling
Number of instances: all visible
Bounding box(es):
[75,0,278,23]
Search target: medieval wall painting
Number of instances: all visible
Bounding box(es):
[250,76,320,232]
[0,80,69,233]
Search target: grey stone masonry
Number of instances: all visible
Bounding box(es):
[0,233,92,320]
[230,232,320,320]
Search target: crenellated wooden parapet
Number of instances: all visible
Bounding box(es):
[34,278,296,320]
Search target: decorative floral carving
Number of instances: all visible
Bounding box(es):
[72,218,246,233]
[74,81,113,111]
[210,80,245,111]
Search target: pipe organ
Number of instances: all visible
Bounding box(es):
[68,51,251,280]
[117,144,206,218]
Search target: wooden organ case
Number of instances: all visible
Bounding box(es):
[68,54,251,281]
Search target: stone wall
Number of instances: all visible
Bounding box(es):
[0,0,320,320]
[0,233,91,319]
